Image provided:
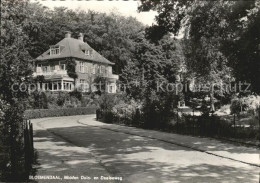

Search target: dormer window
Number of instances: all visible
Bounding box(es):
[50,45,60,55]
[84,49,93,56]
[85,50,90,56]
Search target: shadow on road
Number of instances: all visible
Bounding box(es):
[34,124,259,183]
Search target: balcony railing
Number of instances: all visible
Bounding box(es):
[33,70,67,77]
[100,73,119,80]
[33,67,119,80]
[107,74,119,80]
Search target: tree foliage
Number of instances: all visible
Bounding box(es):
[139,0,260,95]
[66,58,78,80]
[0,0,36,181]
[23,3,145,74]
[120,32,184,127]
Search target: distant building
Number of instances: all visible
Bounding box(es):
[33,31,118,93]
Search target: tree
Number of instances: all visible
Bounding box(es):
[0,0,36,181]
[139,1,260,110]
[121,32,183,128]
[221,1,260,93]
[139,0,260,97]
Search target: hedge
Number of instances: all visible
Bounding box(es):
[24,107,97,119]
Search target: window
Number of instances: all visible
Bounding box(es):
[96,65,100,74]
[63,82,72,91]
[63,83,66,90]
[60,64,66,70]
[48,83,52,90]
[79,62,84,73]
[108,85,113,93]
[44,83,49,91]
[58,82,61,90]
[100,65,104,74]
[80,79,87,92]
[99,66,102,74]
[50,65,55,71]
[51,81,61,91]
[53,82,57,90]
[85,50,90,56]
[85,65,88,73]
[84,49,93,56]
[50,46,60,55]
[42,66,48,73]
[107,66,112,74]
[92,64,95,74]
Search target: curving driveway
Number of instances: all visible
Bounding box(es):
[32,115,260,183]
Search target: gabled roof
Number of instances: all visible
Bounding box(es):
[36,37,114,65]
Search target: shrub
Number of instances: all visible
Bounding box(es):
[24,107,97,119]
[218,104,231,114]
[103,111,114,123]
[69,91,82,101]
[111,99,141,125]
[231,97,244,114]
[242,95,260,115]
[176,113,259,139]
[1,101,37,181]
[29,91,48,109]
[80,95,99,107]
[142,92,178,129]
[96,94,144,125]
[97,94,118,111]
[68,96,81,108]
[231,95,260,115]
[56,92,70,107]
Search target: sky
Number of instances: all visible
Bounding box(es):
[31,0,157,26]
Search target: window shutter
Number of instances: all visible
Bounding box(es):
[77,64,80,72]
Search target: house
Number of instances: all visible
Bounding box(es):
[33,31,118,93]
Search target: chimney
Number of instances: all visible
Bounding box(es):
[65,31,71,38]
[78,33,84,42]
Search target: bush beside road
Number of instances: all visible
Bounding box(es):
[25,107,97,119]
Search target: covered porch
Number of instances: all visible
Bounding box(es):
[37,75,74,92]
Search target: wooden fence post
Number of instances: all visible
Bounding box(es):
[29,121,34,159]
[233,113,235,127]
[233,113,236,137]
[258,108,260,140]
[24,120,29,180]
[23,119,34,181]
[125,109,127,124]
[96,109,99,120]
[176,108,179,132]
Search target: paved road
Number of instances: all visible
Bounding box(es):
[32,115,260,183]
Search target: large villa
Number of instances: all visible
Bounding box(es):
[33,31,118,93]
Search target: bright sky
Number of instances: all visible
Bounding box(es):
[31,0,157,26]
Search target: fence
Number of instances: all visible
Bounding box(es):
[173,112,259,140]
[23,119,34,180]
[96,108,259,141]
